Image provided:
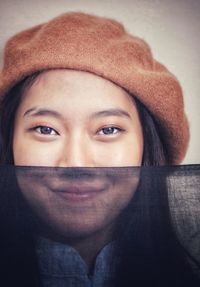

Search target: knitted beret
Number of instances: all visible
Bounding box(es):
[0,12,189,164]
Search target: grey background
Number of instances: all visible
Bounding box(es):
[0,0,199,163]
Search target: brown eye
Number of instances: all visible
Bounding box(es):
[98,127,123,135]
[35,126,58,135]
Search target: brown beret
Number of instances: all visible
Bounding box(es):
[0,12,189,164]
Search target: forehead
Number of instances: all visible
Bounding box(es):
[20,69,138,116]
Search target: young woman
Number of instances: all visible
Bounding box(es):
[0,12,199,287]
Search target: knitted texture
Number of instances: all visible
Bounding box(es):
[0,12,189,164]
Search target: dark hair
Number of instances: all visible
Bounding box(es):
[0,72,41,164]
[115,102,200,286]
[0,74,199,286]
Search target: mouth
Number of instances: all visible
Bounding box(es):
[49,182,109,202]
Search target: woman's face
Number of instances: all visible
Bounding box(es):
[13,69,143,239]
[13,69,143,167]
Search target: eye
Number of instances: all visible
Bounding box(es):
[98,126,123,135]
[34,126,58,135]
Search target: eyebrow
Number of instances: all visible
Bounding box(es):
[23,107,63,119]
[90,109,131,119]
[23,107,131,120]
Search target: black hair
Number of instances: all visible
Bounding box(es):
[0,74,199,286]
[114,101,200,286]
[0,72,41,164]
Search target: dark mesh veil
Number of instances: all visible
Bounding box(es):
[0,164,200,286]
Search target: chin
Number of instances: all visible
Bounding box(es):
[37,211,115,242]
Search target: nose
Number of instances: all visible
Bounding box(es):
[58,135,94,167]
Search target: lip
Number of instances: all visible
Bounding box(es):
[49,183,108,202]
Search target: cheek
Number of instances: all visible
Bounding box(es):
[13,142,49,166]
[93,135,143,167]
[13,133,58,166]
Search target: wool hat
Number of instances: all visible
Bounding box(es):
[0,12,189,164]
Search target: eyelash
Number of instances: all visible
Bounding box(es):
[97,126,124,136]
[30,125,124,137]
[32,125,58,136]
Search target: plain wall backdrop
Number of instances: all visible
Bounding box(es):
[0,0,199,163]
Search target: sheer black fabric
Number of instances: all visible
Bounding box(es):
[0,165,200,286]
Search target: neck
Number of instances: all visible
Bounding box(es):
[39,224,115,273]
[68,226,114,272]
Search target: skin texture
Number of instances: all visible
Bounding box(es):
[13,69,143,167]
[13,69,143,268]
